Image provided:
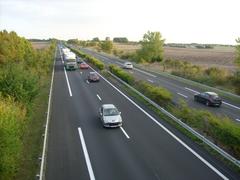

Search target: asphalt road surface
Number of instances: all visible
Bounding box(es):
[80,48,240,123]
[45,46,239,180]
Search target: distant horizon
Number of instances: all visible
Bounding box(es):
[1,0,239,45]
[27,36,236,46]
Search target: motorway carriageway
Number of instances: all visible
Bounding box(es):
[45,46,240,180]
[81,48,240,123]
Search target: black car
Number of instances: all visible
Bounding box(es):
[76,56,83,64]
[88,72,100,82]
[194,92,222,107]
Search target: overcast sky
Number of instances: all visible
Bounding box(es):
[0,0,239,44]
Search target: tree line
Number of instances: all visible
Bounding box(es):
[0,30,56,179]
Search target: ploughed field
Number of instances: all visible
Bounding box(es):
[164,47,236,71]
[113,43,236,71]
[31,41,50,49]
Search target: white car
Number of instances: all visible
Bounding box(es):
[99,104,122,128]
[123,62,133,69]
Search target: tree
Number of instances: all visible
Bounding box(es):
[100,40,113,53]
[233,38,240,94]
[113,37,128,43]
[67,39,79,45]
[235,38,240,68]
[92,37,100,42]
[137,31,165,62]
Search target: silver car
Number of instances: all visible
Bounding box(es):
[99,104,122,128]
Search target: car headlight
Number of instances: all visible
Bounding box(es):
[119,116,122,122]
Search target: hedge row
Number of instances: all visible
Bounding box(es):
[0,30,56,179]
[163,58,239,95]
[69,48,104,70]
[0,97,26,179]
[173,101,240,158]
[109,64,172,106]
[135,80,172,106]
[109,64,134,85]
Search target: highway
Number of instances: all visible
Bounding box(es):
[45,46,240,180]
[80,48,240,123]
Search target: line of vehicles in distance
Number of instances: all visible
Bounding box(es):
[120,61,222,107]
[60,46,223,129]
[61,46,122,127]
[61,47,100,82]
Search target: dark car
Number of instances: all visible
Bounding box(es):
[76,57,83,64]
[88,72,100,82]
[194,92,222,107]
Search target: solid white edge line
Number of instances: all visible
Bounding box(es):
[78,127,96,180]
[147,79,154,83]
[177,92,188,98]
[39,48,57,180]
[222,102,240,110]
[64,67,72,97]
[87,65,228,180]
[134,67,157,78]
[185,87,240,110]
[120,127,130,139]
[96,94,102,101]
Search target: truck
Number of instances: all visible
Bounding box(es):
[63,51,78,70]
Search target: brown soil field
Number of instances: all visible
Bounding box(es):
[31,42,50,49]
[113,43,236,71]
[164,47,236,71]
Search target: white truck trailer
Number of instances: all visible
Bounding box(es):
[63,51,78,70]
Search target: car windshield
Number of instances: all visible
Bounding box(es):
[210,94,219,99]
[67,59,76,62]
[91,74,98,78]
[103,108,119,116]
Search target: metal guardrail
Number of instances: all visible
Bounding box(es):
[133,64,240,100]
[38,47,57,180]
[108,71,240,168]
[89,49,240,100]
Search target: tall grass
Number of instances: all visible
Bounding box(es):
[0,30,56,179]
[0,97,26,180]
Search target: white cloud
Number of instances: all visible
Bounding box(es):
[0,0,239,44]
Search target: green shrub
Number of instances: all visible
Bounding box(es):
[0,30,56,179]
[88,57,104,70]
[232,71,240,94]
[109,64,134,85]
[108,64,172,106]
[173,100,240,158]
[0,65,39,104]
[0,97,26,180]
[163,58,236,92]
[135,80,172,106]
[204,67,228,85]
